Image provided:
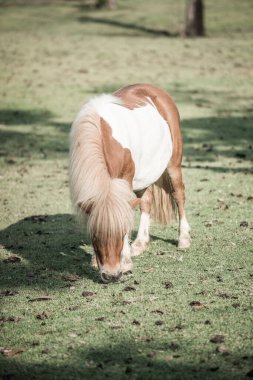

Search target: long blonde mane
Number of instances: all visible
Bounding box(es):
[69,96,135,241]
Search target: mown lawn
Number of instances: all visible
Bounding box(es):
[0,1,253,379]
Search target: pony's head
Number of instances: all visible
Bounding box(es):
[78,181,140,283]
[92,235,124,283]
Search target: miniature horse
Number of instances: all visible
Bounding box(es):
[69,84,191,283]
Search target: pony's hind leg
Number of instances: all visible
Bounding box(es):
[131,189,152,256]
[167,165,191,249]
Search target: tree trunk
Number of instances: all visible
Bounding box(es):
[96,0,117,9]
[184,0,205,37]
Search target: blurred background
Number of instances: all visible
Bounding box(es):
[1,0,253,169]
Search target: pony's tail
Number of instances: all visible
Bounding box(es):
[149,170,177,225]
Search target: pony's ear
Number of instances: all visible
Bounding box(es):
[78,201,93,215]
[129,198,141,209]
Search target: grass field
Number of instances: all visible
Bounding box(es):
[0,1,253,379]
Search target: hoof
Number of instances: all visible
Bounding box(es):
[121,258,133,273]
[131,240,148,256]
[178,236,191,249]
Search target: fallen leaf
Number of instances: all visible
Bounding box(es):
[174,323,184,330]
[164,281,173,289]
[0,290,19,297]
[5,158,16,165]
[110,324,122,329]
[120,300,132,306]
[143,267,154,273]
[0,347,25,357]
[123,286,136,292]
[95,316,106,321]
[29,296,53,302]
[36,330,53,335]
[147,351,156,358]
[68,332,78,338]
[235,152,246,159]
[32,340,40,346]
[0,316,21,323]
[82,291,96,298]
[3,256,21,263]
[124,357,133,364]
[139,336,153,342]
[209,366,219,372]
[69,305,79,311]
[190,301,206,309]
[216,345,230,355]
[63,274,80,282]
[41,348,50,354]
[247,369,253,377]
[230,192,243,198]
[36,311,48,320]
[24,215,49,223]
[169,342,180,351]
[151,309,164,315]
[163,355,173,362]
[218,293,230,299]
[210,335,225,344]
[155,320,164,326]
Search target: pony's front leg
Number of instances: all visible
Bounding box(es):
[131,189,152,256]
[121,234,133,273]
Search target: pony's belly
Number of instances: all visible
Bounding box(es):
[97,101,172,190]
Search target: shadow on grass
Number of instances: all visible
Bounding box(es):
[181,116,253,169]
[0,213,179,288]
[78,15,177,37]
[0,338,246,380]
[0,214,99,288]
[150,234,178,246]
[0,108,70,159]
[0,109,54,125]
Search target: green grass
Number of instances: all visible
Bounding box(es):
[0,1,253,379]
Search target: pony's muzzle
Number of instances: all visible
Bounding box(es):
[101,271,122,283]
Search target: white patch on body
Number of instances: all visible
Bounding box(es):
[86,95,172,191]
[131,212,150,256]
